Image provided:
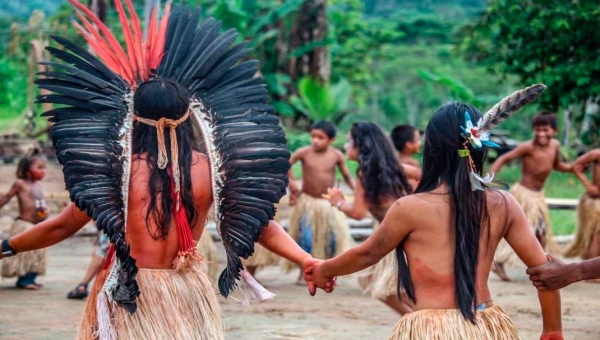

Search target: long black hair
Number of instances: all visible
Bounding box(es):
[132,78,198,239]
[349,122,412,205]
[396,102,491,322]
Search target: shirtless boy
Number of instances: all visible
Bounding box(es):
[285,121,354,277]
[491,112,572,280]
[391,124,422,188]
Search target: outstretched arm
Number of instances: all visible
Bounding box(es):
[310,199,409,285]
[258,220,333,294]
[337,152,354,190]
[503,193,562,338]
[0,181,22,209]
[490,144,528,174]
[0,203,91,259]
[527,254,600,290]
[258,220,311,266]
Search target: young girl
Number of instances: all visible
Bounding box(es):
[325,122,413,315]
[0,148,48,290]
[310,102,562,339]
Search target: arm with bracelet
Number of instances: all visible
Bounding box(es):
[325,179,369,220]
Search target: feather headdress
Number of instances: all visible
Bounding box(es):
[460,84,547,190]
[37,0,289,317]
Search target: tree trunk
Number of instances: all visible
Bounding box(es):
[288,0,330,84]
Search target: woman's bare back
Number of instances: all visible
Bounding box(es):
[400,188,527,310]
[125,151,213,269]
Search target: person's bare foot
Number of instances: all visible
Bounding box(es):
[491,261,511,282]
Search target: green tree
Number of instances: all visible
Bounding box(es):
[459,0,600,146]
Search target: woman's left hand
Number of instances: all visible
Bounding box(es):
[324,188,345,206]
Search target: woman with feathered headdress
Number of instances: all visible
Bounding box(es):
[308,89,564,340]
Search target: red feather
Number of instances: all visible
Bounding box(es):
[124,0,147,81]
[113,0,139,81]
[151,1,171,71]
[68,0,134,84]
[72,20,129,78]
[72,14,133,82]
[144,6,157,74]
[67,0,171,85]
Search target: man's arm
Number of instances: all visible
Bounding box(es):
[0,203,91,259]
[527,254,600,290]
[490,144,528,174]
[337,151,354,190]
[0,181,22,209]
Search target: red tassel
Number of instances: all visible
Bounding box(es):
[169,167,199,271]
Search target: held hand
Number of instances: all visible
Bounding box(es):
[526,254,579,290]
[302,258,336,295]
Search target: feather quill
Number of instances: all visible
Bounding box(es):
[479,84,547,132]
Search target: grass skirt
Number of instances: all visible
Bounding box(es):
[1,219,46,278]
[494,183,560,266]
[358,221,398,299]
[389,304,520,340]
[284,194,351,271]
[78,262,223,340]
[565,193,600,259]
[196,228,219,281]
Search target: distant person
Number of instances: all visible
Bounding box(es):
[390,125,422,189]
[490,112,572,281]
[286,121,354,283]
[0,148,48,290]
[564,149,600,261]
[325,122,413,315]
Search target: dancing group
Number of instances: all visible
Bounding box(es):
[1,1,599,339]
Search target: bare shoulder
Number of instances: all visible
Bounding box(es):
[13,179,27,191]
[517,140,534,153]
[330,147,345,159]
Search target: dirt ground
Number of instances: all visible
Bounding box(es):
[0,164,599,340]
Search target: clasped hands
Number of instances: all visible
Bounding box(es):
[301,257,336,296]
